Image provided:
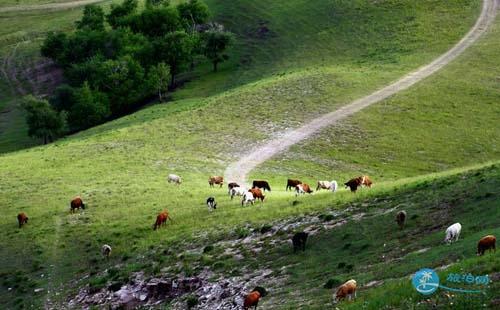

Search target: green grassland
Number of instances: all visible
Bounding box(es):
[1,0,499,309]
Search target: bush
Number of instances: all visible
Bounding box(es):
[324,278,342,289]
[186,295,199,309]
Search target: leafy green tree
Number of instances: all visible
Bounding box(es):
[202,30,233,72]
[22,96,67,144]
[154,31,194,87]
[126,7,180,37]
[76,5,105,31]
[148,62,170,101]
[177,0,210,32]
[40,32,68,65]
[106,0,138,29]
[145,0,169,9]
[49,84,77,112]
[70,82,110,130]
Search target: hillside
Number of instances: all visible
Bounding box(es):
[0,0,499,309]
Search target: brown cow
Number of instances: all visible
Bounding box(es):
[252,180,271,192]
[295,183,313,196]
[17,212,28,228]
[153,211,171,230]
[208,176,224,188]
[361,175,373,187]
[244,287,267,310]
[477,235,496,256]
[70,196,86,212]
[286,179,302,191]
[334,279,357,302]
[395,210,407,229]
[344,177,363,192]
[249,188,265,203]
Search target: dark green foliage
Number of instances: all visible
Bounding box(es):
[202,30,233,72]
[106,0,138,29]
[324,278,342,289]
[21,96,67,144]
[126,7,180,37]
[154,31,195,86]
[40,32,67,64]
[186,295,199,309]
[76,5,105,31]
[49,84,76,112]
[178,0,210,32]
[69,82,110,130]
[202,245,214,253]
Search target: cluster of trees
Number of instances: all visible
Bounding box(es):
[24,0,233,143]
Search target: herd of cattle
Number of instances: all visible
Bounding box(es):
[14,174,497,308]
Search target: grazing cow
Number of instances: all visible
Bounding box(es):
[70,196,86,213]
[101,244,112,259]
[249,188,265,203]
[17,212,28,228]
[206,197,217,211]
[295,183,313,196]
[477,235,496,256]
[153,211,171,230]
[330,180,338,193]
[395,210,407,229]
[241,191,255,206]
[167,174,182,185]
[444,223,462,244]
[316,181,332,191]
[360,175,373,187]
[244,287,267,310]
[229,186,247,200]
[252,180,271,192]
[227,182,240,192]
[344,177,363,192]
[334,279,357,303]
[286,179,302,191]
[208,176,224,188]
[292,232,308,252]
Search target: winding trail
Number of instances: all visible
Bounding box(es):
[224,0,499,185]
[0,0,109,13]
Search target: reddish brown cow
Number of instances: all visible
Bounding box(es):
[361,175,373,187]
[208,176,224,188]
[477,235,496,256]
[335,279,357,302]
[153,211,171,230]
[70,196,86,212]
[249,188,265,203]
[344,177,363,192]
[17,212,29,228]
[244,287,267,310]
[286,179,302,191]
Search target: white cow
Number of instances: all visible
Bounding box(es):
[241,191,255,206]
[444,223,462,244]
[229,187,247,200]
[101,244,112,259]
[330,180,338,193]
[316,181,332,191]
[167,174,182,185]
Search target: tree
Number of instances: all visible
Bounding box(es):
[154,31,194,87]
[177,0,210,32]
[126,7,180,37]
[22,96,67,144]
[106,0,138,29]
[202,30,233,72]
[145,0,170,9]
[76,5,105,31]
[40,32,68,65]
[70,82,111,130]
[148,62,170,101]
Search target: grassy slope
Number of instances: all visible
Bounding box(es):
[254,5,500,185]
[1,0,499,308]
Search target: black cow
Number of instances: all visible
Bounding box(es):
[252,180,271,192]
[292,232,309,252]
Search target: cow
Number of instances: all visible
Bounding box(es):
[286,179,302,191]
[167,174,182,185]
[344,177,363,192]
[242,191,255,206]
[252,180,271,192]
[316,181,332,191]
[101,244,112,259]
[295,183,313,196]
[249,188,265,203]
[70,196,86,213]
[292,232,308,252]
[227,182,240,193]
[361,175,373,187]
[334,279,357,303]
[244,287,267,310]
[395,210,407,229]
[153,211,171,230]
[444,222,462,244]
[477,235,496,256]
[229,186,247,200]
[17,212,28,228]
[206,197,217,211]
[330,180,338,193]
[209,176,224,188]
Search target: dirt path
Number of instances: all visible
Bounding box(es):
[224,0,499,185]
[0,0,109,13]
